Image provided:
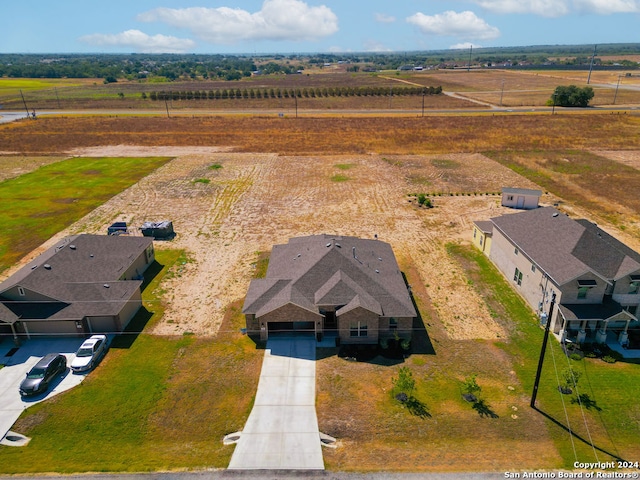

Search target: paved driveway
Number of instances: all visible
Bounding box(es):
[0,337,88,443]
[228,335,324,470]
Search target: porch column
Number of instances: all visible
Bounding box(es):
[260,322,267,341]
[618,319,630,346]
[577,320,587,344]
[596,320,608,344]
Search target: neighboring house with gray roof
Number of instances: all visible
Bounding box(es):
[501,187,542,210]
[243,235,416,344]
[0,234,155,340]
[473,207,640,348]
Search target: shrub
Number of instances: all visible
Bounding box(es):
[392,366,415,399]
[569,353,582,361]
[602,355,617,364]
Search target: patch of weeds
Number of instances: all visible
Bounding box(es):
[335,163,355,170]
[431,159,460,169]
[193,178,210,184]
[331,174,350,182]
[208,163,223,170]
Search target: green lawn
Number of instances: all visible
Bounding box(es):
[0,250,262,473]
[0,156,171,273]
[448,243,640,466]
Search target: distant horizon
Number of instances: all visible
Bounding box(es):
[4,1,640,55]
[2,42,640,58]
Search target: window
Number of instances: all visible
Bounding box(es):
[350,322,368,337]
[507,195,514,201]
[514,247,519,255]
[513,268,522,286]
[531,264,536,273]
[473,229,477,239]
[479,236,483,246]
[629,282,640,294]
[389,318,398,330]
[18,286,25,296]
[577,287,589,299]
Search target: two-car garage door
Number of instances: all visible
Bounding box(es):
[267,321,315,335]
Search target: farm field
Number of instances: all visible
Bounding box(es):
[2,68,640,110]
[2,114,640,155]
[1,111,640,472]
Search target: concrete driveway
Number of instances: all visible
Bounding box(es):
[228,335,324,470]
[0,337,88,443]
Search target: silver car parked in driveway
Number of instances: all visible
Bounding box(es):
[70,335,108,372]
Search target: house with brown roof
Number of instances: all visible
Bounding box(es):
[0,234,155,340]
[243,235,416,344]
[473,207,640,348]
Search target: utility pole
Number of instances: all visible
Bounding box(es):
[531,293,556,408]
[587,45,597,85]
[294,88,298,118]
[467,45,473,72]
[499,79,505,107]
[19,89,30,118]
[613,75,622,105]
[421,88,425,117]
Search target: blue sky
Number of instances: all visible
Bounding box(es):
[3,0,640,54]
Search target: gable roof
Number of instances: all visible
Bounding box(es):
[243,235,416,318]
[490,207,640,286]
[0,234,151,323]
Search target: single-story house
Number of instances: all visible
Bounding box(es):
[0,234,155,340]
[243,235,416,344]
[501,187,542,210]
[473,207,640,347]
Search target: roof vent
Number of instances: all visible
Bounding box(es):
[31,265,38,270]
[103,284,110,288]
[70,245,76,250]
[375,269,380,273]
[552,213,559,217]
[326,243,331,247]
[335,243,341,248]
[43,264,51,270]
[378,257,382,261]
[297,254,301,257]
[90,254,94,258]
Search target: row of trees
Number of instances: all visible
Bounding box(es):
[148,85,442,101]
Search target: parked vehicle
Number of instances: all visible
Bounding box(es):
[19,353,67,396]
[71,335,108,372]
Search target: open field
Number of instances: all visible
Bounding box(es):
[0,156,171,274]
[2,114,640,155]
[3,69,640,110]
[1,110,640,471]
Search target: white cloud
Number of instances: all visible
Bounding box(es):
[138,0,338,44]
[473,0,640,17]
[79,30,196,53]
[450,42,483,49]
[406,11,500,40]
[374,13,396,24]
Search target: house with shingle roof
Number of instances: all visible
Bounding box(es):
[243,235,416,344]
[0,234,155,340]
[473,207,640,347]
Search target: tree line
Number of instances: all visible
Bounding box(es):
[147,85,442,101]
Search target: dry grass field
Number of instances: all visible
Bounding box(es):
[2,114,640,155]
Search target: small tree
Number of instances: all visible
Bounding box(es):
[462,374,481,402]
[549,85,594,108]
[392,366,415,402]
[561,367,582,394]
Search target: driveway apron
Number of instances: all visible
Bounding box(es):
[228,335,324,470]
